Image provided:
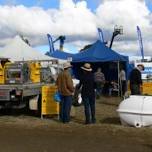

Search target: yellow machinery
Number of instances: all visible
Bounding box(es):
[29,62,41,83]
[41,85,59,117]
[0,58,61,113]
[0,61,43,109]
[0,63,4,84]
[0,58,9,84]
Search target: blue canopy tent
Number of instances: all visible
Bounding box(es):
[46,50,74,60]
[72,40,129,96]
[72,40,128,62]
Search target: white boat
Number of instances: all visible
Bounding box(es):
[117,95,152,127]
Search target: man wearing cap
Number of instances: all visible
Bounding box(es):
[78,63,96,124]
[129,64,144,95]
[56,62,74,123]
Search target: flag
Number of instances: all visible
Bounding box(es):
[97,28,104,43]
[47,34,55,53]
[137,26,144,60]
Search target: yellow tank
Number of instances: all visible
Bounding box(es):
[142,82,152,95]
[0,63,4,84]
[41,85,59,115]
[29,62,41,83]
[128,81,152,95]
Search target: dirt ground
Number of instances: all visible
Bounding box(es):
[0,97,152,152]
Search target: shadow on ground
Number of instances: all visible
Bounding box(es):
[100,117,121,125]
[99,101,119,107]
[0,108,40,117]
[142,144,152,150]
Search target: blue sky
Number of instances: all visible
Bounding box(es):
[145,0,152,11]
[0,0,150,11]
[0,0,99,10]
[0,0,59,9]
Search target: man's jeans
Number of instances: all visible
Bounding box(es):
[60,95,72,123]
[82,96,96,123]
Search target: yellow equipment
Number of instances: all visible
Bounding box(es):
[29,62,41,83]
[128,81,152,95]
[142,82,152,95]
[41,85,59,117]
[0,58,61,112]
[0,63,4,84]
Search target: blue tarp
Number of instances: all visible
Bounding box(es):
[72,40,128,62]
[46,50,74,60]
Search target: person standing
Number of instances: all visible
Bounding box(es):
[129,64,144,95]
[56,62,74,123]
[119,67,127,96]
[94,68,105,98]
[79,63,96,124]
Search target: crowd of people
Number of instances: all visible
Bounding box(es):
[56,62,144,124]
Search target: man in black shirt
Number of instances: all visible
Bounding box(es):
[129,64,144,95]
[78,63,96,124]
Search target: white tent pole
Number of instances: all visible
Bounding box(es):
[118,61,120,97]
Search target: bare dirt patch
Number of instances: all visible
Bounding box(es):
[0,97,152,152]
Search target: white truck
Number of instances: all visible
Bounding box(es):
[0,61,46,110]
[0,60,82,111]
